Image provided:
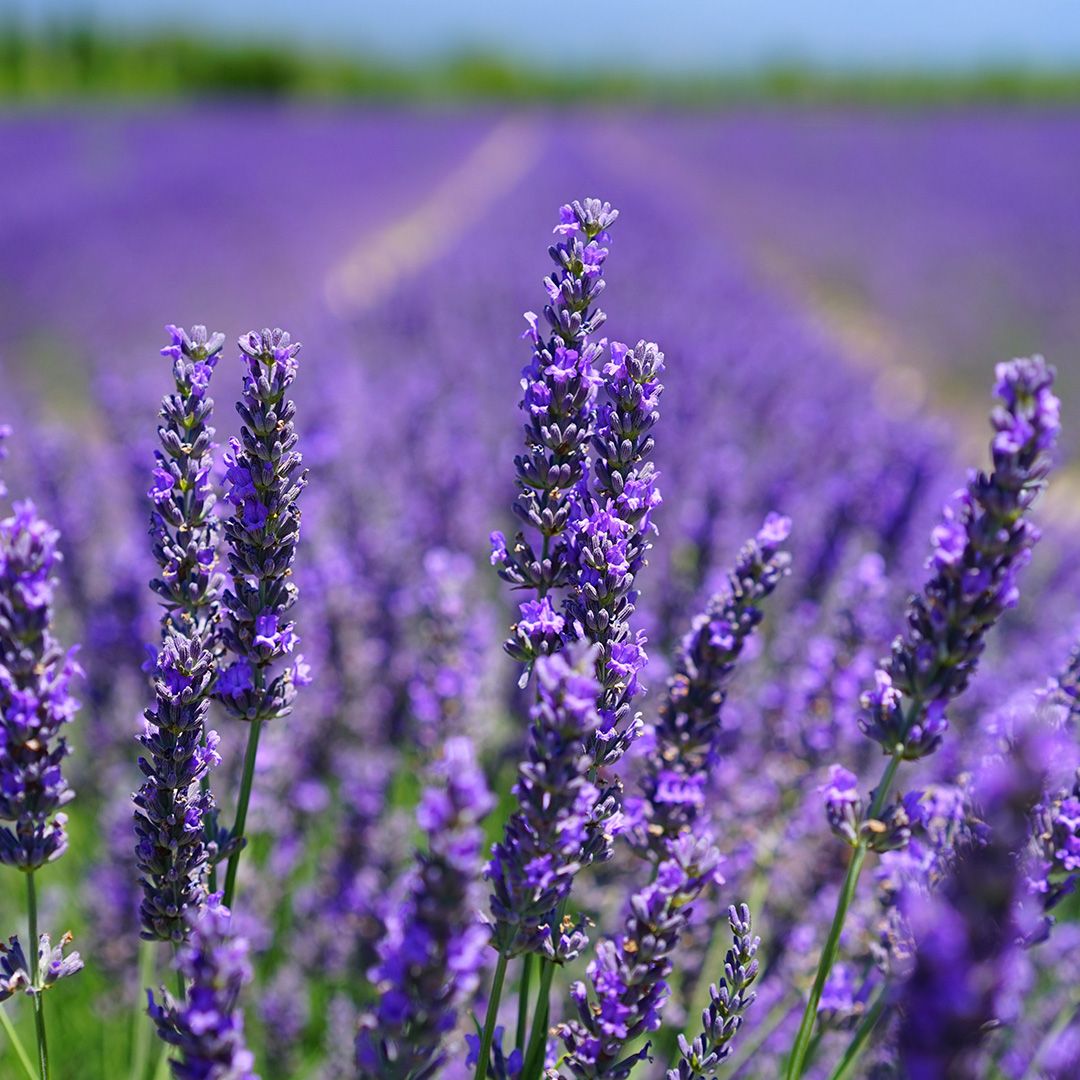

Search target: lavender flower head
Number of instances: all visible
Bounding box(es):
[150,324,226,640]
[0,499,81,870]
[357,737,493,1078]
[669,904,760,1080]
[218,328,309,723]
[487,646,609,962]
[555,833,723,1078]
[631,515,791,858]
[148,896,258,1080]
[493,199,616,628]
[135,325,227,943]
[861,356,1059,760]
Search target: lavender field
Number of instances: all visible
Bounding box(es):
[0,106,1079,1080]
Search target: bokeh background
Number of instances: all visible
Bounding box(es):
[3,4,1080,1077]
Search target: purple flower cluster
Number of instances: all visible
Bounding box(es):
[668,904,760,1080]
[218,328,308,723]
[631,515,791,858]
[149,324,226,640]
[0,499,81,870]
[357,737,493,1077]
[493,199,616,617]
[133,633,220,942]
[555,834,722,1078]
[487,647,607,961]
[148,897,258,1080]
[860,356,1060,761]
[134,326,227,943]
[0,932,83,1001]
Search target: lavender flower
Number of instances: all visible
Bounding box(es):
[133,632,221,942]
[494,199,616,627]
[357,737,493,1078]
[0,932,83,1000]
[218,328,308,725]
[555,834,723,1078]
[150,324,226,640]
[134,325,227,943]
[668,905,759,1080]
[0,500,81,871]
[631,515,791,858]
[569,339,666,766]
[861,357,1060,761]
[487,647,608,962]
[148,896,258,1080]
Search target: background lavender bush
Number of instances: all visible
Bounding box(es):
[0,104,1078,1080]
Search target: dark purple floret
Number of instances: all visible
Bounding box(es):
[487,646,609,962]
[0,499,81,871]
[860,356,1059,761]
[555,833,723,1078]
[357,737,493,1078]
[218,328,308,725]
[629,515,791,859]
[148,896,258,1080]
[668,904,760,1080]
[133,632,221,942]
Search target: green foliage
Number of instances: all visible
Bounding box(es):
[5,21,1080,105]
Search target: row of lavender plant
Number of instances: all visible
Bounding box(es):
[0,193,1077,1080]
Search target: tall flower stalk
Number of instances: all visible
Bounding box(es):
[217,328,308,908]
[785,356,1061,1079]
[134,325,227,950]
[631,515,791,861]
[0,470,83,1078]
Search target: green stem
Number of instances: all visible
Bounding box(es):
[130,940,156,1080]
[222,716,264,908]
[474,953,509,1080]
[516,954,533,1051]
[828,986,889,1080]
[26,873,48,1080]
[785,750,903,1080]
[0,1004,37,1080]
[522,960,556,1079]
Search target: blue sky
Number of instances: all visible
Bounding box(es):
[13,0,1080,72]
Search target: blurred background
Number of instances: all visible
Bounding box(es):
[2,0,1080,446]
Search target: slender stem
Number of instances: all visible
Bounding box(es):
[130,940,156,1080]
[0,1004,37,1080]
[522,959,556,1079]
[474,953,509,1080]
[222,716,263,908]
[516,954,533,1051]
[785,750,903,1080]
[26,873,48,1080]
[828,985,889,1080]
